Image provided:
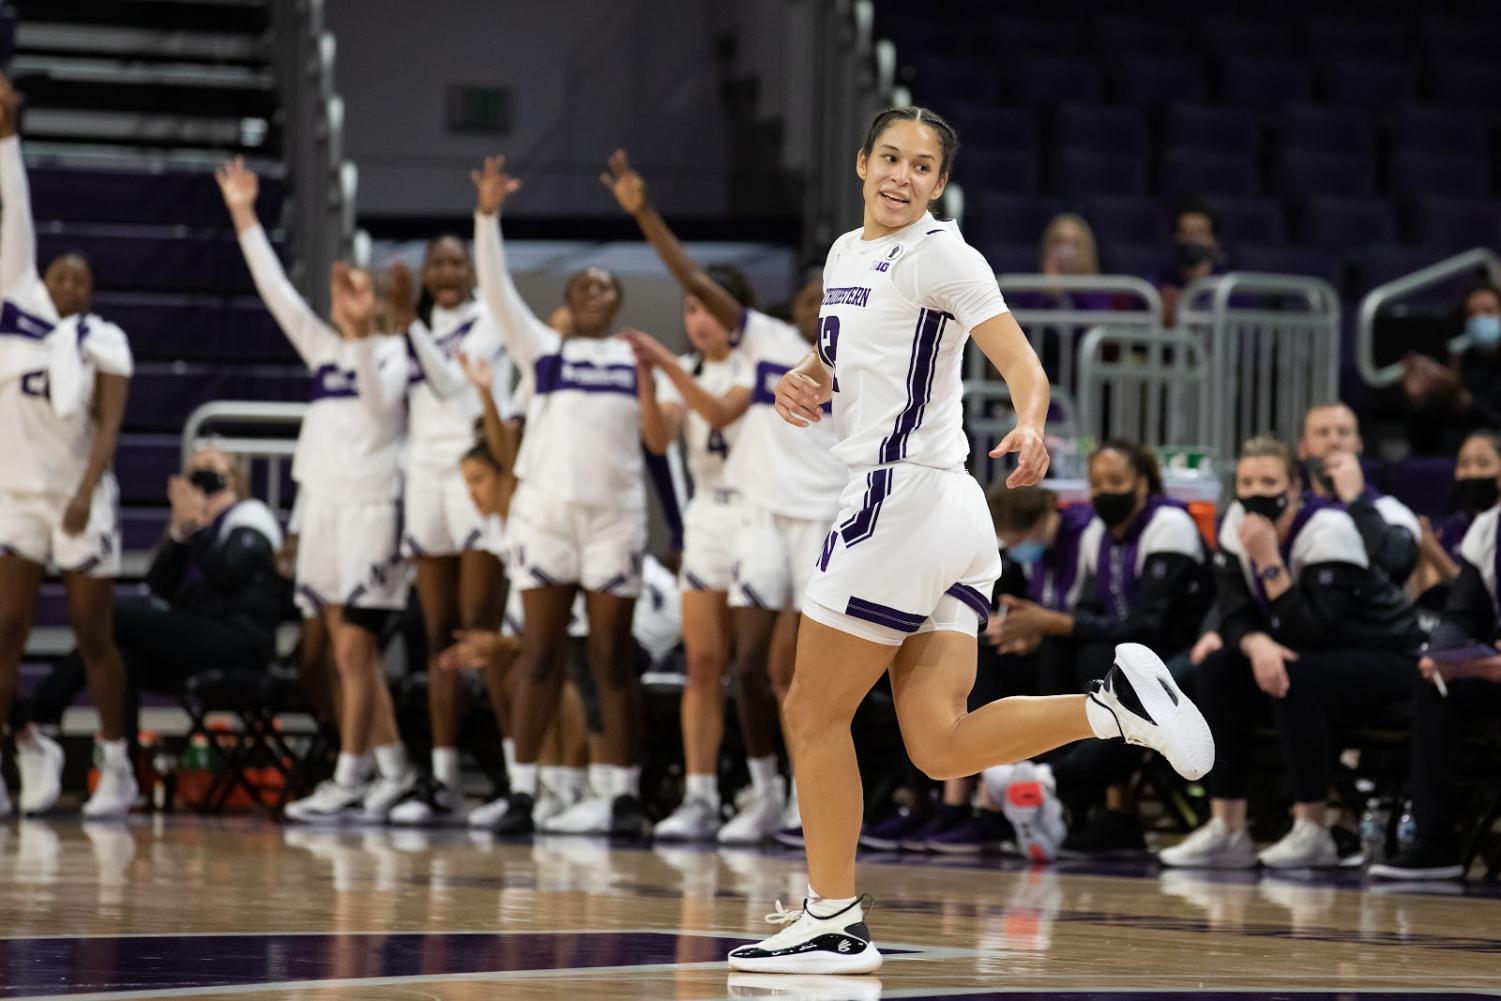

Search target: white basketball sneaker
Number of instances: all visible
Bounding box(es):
[362,770,418,822]
[467,795,509,829]
[1258,819,1340,869]
[718,783,786,845]
[654,796,721,841]
[82,761,138,819]
[1158,817,1258,869]
[539,794,613,834]
[992,761,1067,863]
[728,896,881,974]
[16,731,64,815]
[284,780,367,825]
[1086,643,1214,781]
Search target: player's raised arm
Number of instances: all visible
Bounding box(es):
[0,74,37,293]
[471,155,556,370]
[972,311,1050,488]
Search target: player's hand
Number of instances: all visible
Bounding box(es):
[330,262,375,338]
[381,259,418,332]
[599,149,648,215]
[774,371,825,427]
[1322,451,1365,505]
[1244,634,1296,699]
[215,156,260,210]
[0,75,20,139]
[436,628,518,671]
[472,155,522,216]
[618,328,674,370]
[1237,513,1280,566]
[167,474,209,537]
[61,490,91,537]
[457,350,492,392]
[547,305,575,335]
[1190,630,1223,666]
[991,426,1050,488]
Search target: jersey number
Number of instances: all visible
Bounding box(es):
[706,429,729,458]
[818,316,841,392]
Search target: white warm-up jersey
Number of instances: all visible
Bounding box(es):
[722,310,845,519]
[473,211,644,510]
[656,351,749,495]
[238,225,407,501]
[405,297,511,476]
[818,213,1008,471]
[0,136,133,496]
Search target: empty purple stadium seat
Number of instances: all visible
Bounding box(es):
[1164,103,1256,156]
[92,293,295,364]
[1389,151,1489,199]
[126,364,311,433]
[1280,104,1376,158]
[115,434,186,504]
[968,194,1060,246]
[36,225,268,295]
[1299,197,1396,247]
[1054,150,1145,198]
[977,241,1042,275]
[1234,244,1342,287]
[955,151,1038,196]
[1411,198,1501,250]
[1430,62,1501,111]
[1355,243,1479,294]
[1101,242,1169,282]
[1420,18,1500,62]
[1305,19,1409,60]
[1319,60,1415,111]
[28,166,284,229]
[1393,105,1485,158]
[990,16,1079,54]
[1160,149,1258,198]
[120,508,172,551]
[1113,56,1205,105]
[1200,18,1287,57]
[1278,150,1375,198]
[950,104,1036,153]
[1093,17,1190,57]
[908,60,997,108]
[1382,457,1458,518]
[1214,197,1286,245]
[1221,58,1312,114]
[1009,56,1099,104]
[1085,196,1167,245]
[1057,103,1147,157]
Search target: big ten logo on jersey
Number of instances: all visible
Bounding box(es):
[19,368,50,399]
[871,243,905,273]
[817,317,841,392]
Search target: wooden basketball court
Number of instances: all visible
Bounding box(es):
[3,818,1498,1000]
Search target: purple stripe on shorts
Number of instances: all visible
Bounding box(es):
[461,528,483,551]
[739,583,769,609]
[529,566,559,586]
[403,534,427,558]
[297,584,326,611]
[839,469,893,547]
[59,555,102,576]
[683,570,712,592]
[846,596,925,633]
[945,582,991,630]
[816,531,838,572]
[346,584,367,606]
[598,573,629,594]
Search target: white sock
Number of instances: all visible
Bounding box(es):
[747,755,779,796]
[510,762,538,797]
[98,738,129,769]
[587,763,612,798]
[612,764,640,798]
[562,766,587,800]
[373,743,409,780]
[806,884,858,918]
[431,747,460,788]
[335,752,370,788]
[539,765,565,796]
[501,738,517,777]
[16,728,39,751]
[684,773,718,806]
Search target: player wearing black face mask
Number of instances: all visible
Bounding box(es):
[1412,432,1501,618]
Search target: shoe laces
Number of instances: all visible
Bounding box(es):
[764,899,803,926]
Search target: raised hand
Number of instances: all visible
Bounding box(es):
[547,305,575,336]
[0,74,20,139]
[599,148,647,215]
[379,259,417,332]
[331,262,375,338]
[472,155,522,216]
[215,156,260,211]
[991,426,1050,488]
[457,350,492,392]
[618,328,674,370]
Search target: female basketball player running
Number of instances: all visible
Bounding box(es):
[387,240,512,826]
[219,158,416,823]
[0,75,138,819]
[605,150,844,845]
[727,107,1215,975]
[470,156,649,836]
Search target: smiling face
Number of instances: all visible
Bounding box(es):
[1299,404,1361,461]
[564,267,622,338]
[857,117,950,237]
[423,236,473,310]
[44,254,93,318]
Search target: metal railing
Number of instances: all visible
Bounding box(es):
[1076,325,1212,450]
[1356,247,1501,388]
[181,401,307,513]
[1178,272,1341,468]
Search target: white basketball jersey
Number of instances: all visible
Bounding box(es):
[722,310,845,521]
[406,298,511,476]
[818,213,1008,472]
[656,351,749,495]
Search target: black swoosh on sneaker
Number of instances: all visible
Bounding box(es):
[1157,674,1180,706]
[1107,665,1156,726]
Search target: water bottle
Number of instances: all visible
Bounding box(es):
[1359,797,1390,864]
[152,752,177,814]
[1396,800,1418,855]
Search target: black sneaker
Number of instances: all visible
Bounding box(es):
[388,775,463,827]
[609,793,647,838]
[492,792,535,836]
[1060,809,1147,858]
[1368,838,1465,881]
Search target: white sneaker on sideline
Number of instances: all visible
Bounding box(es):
[1158,817,1258,869]
[284,780,367,825]
[1086,643,1214,780]
[388,778,465,826]
[727,896,881,974]
[534,787,571,828]
[1259,819,1340,869]
[994,762,1067,863]
[654,796,720,841]
[362,770,418,822]
[539,794,613,834]
[718,784,786,845]
[467,795,509,829]
[17,732,64,815]
[82,763,138,820]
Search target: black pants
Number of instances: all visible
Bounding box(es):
[1197,645,1415,803]
[13,599,270,733]
[1410,675,1501,844]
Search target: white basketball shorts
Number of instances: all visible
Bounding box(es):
[293,490,409,616]
[729,501,830,613]
[507,481,645,597]
[0,475,121,578]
